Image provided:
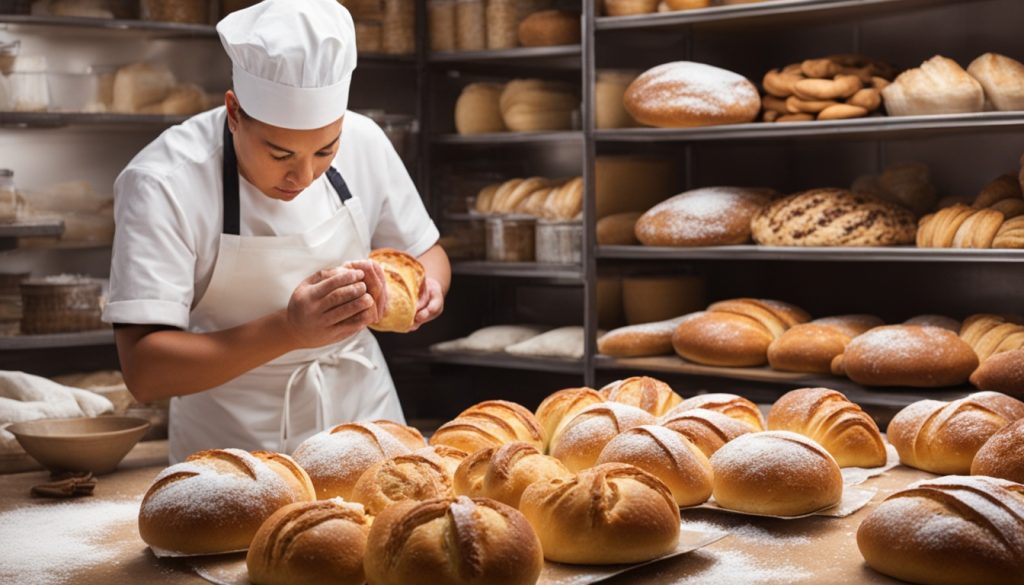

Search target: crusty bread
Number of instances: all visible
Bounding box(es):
[857,476,1024,585]
[767,388,886,468]
[350,452,453,515]
[534,387,605,451]
[596,211,642,245]
[460,400,545,449]
[967,52,1024,112]
[904,314,960,332]
[768,324,853,374]
[837,325,979,387]
[672,298,809,367]
[413,445,469,479]
[624,61,761,128]
[812,314,885,338]
[292,422,411,500]
[971,418,1024,482]
[549,402,656,472]
[368,248,426,333]
[882,55,985,116]
[970,349,1024,397]
[660,408,754,457]
[597,314,694,358]
[452,442,571,508]
[635,187,775,247]
[372,419,427,451]
[662,393,764,431]
[959,313,1024,362]
[455,82,506,135]
[500,79,577,133]
[596,425,713,506]
[517,10,580,48]
[599,376,683,416]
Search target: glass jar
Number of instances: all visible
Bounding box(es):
[428,0,456,53]
[455,0,485,52]
[486,215,536,262]
[535,219,582,264]
[0,169,16,223]
[140,0,209,24]
[381,0,415,55]
[485,0,517,50]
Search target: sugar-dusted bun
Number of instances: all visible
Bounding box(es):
[888,391,1024,474]
[549,402,657,472]
[971,349,1024,396]
[857,476,1024,585]
[350,452,453,515]
[840,325,979,387]
[660,408,754,457]
[811,314,884,338]
[768,324,854,374]
[599,375,683,416]
[414,445,468,479]
[672,311,775,367]
[368,248,426,333]
[292,422,411,500]
[453,442,572,508]
[460,400,546,450]
[139,449,315,555]
[596,425,713,506]
[624,61,761,128]
[534,387,604,451]
[246,499,371,585]
[662,392,765,431]
[634,187,775,247]
[710,431,843,516]
[972,418,1024,482]
[767,388,886,468]
[597,315,692,357]
[520,463,680,564]
[364,496,543,585]
[904,314,960,332]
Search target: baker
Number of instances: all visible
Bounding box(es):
[103,0,448,463]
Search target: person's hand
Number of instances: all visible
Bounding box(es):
[343,259,388,323]
[284,267,376,348]
[410,277,444,331]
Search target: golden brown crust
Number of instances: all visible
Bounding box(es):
[624,61,760,128]
[595,211,642,245]
[634,187,774,247]
[672,311,775,367]
[841,325,979,387]
[971,349,1024,397]
[369,248,426,333]
[453,442,572,508]
[768,324,852,374]
[549,402,656,472]
[660,408,754,457]
[517,10,581,48]
[372,420,427,451]
[600,376,683,417]
[595,425,713,506]
[292,422,411,500]
[971,418,1024,482]
[533,387,604,451]
[767,388,886,468]
[458,400,545,450]
[350,453,453,515]
[662,393,764,431]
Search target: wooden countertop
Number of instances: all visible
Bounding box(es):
[0,440,923,585]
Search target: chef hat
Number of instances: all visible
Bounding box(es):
[216,0,357,130]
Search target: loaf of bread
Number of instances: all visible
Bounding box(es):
[672,298,810,367]
[751,188,917,246]
[994,215,1024,248]
[624,61,761,128]
[882,55,985,116]
[857,476,1024,585]
[811,314,884,337]
[604,0,658,16]
[364,496,544,585]
[971,418,1024,482]
[767,314,883,374]
[887,391,1024,474]
[959,313,1024,362]
[635,187,776,247]
[500,79,577,132]
[662,393,765,431]
[372,419,427,451]
[549,402,656,471]
[660,408,754,457]
[517,10,580,47]
[139,449,316,555]
[597,314,693,357]
[904,314,960,332]
[520,463,680,564]
[834,325,979,387]
[455,82,506,135]
[292,422,410,500]
[599,376,683,416]
[596,425,713,506]
[246,499,371,585]
[414,445,469,478]
[462,400,545,449]
[350,452,453,515]
[852,163,937,217]
[767,388,886,468]
[368,248,426,333]
[970,349,1024,396]
[596,211,642,245]
[534,387,604,451]
[453,442,571,508]
[967,52,1024,112]
[974,174,1022,209]
[709,431,843,516]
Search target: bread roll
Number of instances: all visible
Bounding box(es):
[350,452,453,515]
[455,82,506,135]
[368,248,426,333]
[139,449,316,555]
[888,392,1024,474]
[635,187,775,247]
[460,400,545,450]
[292,422,411,500]
[857,476,1024,585]
[967,52,1024,112]
[970,349,1024,396]
[246,499,371,585]
[517,10,580,47]
[604,0,659,16]
[971,418,1024,482]
[974,174,1022,208]
[624,62,761,128]
[811,314,884,338]
[520,463,680,564]
[767,388,886,468]
[597,314,694,358]
[882,55,985,116]
[672,297,810,367]
[663,393,764,431]
[751,189,917,247]
[549,402,656,472]
[599,376,683,416]
[710,431,843,516]
[413,445,469,479]
[768,324,853,374]
[596,425,713,506]
[373,419,427,451]
[364,496,544,585]
[660,408,754,457]
[596,211,642,245]
[838,325,979,387]
[534,387,604,451]
[500,79,577,132]
[430,414,527,455]
[905,314,960,332]
[453,442,571,508]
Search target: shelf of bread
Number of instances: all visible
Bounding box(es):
[0,327,114,350]
[0,220,63,238]
[451,260,583,280]
[399,347,585,374]
[434,130,583,144]
[429,45,581,66]
[598,244,1024,262]
[0,14,218,37]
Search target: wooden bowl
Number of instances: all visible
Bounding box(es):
[7,416,150,475]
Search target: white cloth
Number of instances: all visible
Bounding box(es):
[0,371,114,453]
[103,106,438,328]
[217,0,357,129]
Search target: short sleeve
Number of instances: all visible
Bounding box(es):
[102,169,197,329]
[369,136,439,257]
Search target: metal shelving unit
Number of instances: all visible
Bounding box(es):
[432,131,584,145]
[428,45,581,67]
[0,329,114,350]
[0,14,217,37]
[451,261,584,281]
[599,245,1024,263]
[0,220,63,251]
[400,348,585,375]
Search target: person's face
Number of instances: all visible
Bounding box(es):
[225,91,344,202]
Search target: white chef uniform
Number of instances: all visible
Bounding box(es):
[102,0,438,463]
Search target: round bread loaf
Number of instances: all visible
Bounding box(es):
[414,445,469,479]
[596,425,713,506]
[604,0,658,16]
[292,421,411,500]
[372,419,427,451]
[455,82,506,135]
[246,499,371,585]
[905,314,960,332]
[672,311,775,367]
[768,324,852,374]
[810,314,884,338]
[138,449,316,555]
[453,442,572,508]
[624,61,761,128]
[767,387,886,468]
[660,408,754,457]
[517,10,580,48]
[966,52,1024,112]
[840,325,979,387]
[635,187,775,247]
[596,210,642,244]
[663,392,765,431]
[857,475,1024,585]
[972,418,1024,482]
[350,452,453,515]
[709,431,843,516]
[600,376,683,416]
[549,402,656,472]
[364,496,544,585]
[368,248,426,333]
[460,400,545,450]
[534,387,605,452]
[597,314,694,358]
[519,463,681,564]
[970,348,1024,397]
[888,391,1024,474]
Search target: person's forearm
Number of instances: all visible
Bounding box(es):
[418,243,451,294]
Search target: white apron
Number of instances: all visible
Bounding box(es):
[167,121,405,463]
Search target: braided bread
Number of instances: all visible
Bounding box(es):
[767,387,886,468]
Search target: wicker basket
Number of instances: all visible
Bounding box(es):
[20,276,103,334]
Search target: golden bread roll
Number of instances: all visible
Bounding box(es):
[292,421,411,500]
[707,297,809,336]
[973,174,1022,208]
[857,476,1024,585]
[520,463,680,564]
[455,82,506,135]
[660,408,754,457]
[952,208,1005,248]
[767,388,886,468]
[364,496,544,585]
[599,375,683,416]
[993,215,1024,248]
[970,349,1024,396]
[533,387,604,451]
[414,445,469,479]
[368,248,426,333]
[887,391,1024,474]
[624,61,761,128]
[604,0,659,16]
[517,10,580,48]
[596,425,713,506]
[596,211,642,245]
[452,442,571,508]
[499,79,577,132]
[549,402,657,472]
[246,499,371,585]
[429,414,529,455]
[967,52,1024,112]
[139,449,316,555]
[811,314,884,337]
[882,55,985,116]
[875,162,937,216]
[904,314,960,332]
[768,323,856,374]
[971,418,1024,482]
[597,314,696,358]
[709,431,843,516]
[634,187,775,247]
[475,183,500,214]
[372,419,427,451]
[839,325,979,387]
[673,311,776,367]
[459,400,545,450]
[663,392,764,431]
[350,452,453,515]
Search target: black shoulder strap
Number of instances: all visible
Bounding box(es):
[221,119,241,236]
